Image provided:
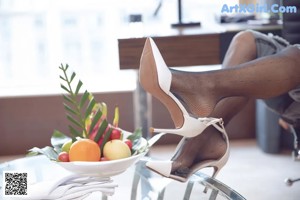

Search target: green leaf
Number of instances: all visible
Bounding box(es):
[51,130,72,150]
[68,125,82,138]
[63,103,78,116]
[59,65,87,138]
[57,65,108,140]
[94,119,108,142]
[26,151,39,157]
[59,75,66,81]
[27,146,58,161]
[88,110,102,135]
[63,95,75,104]
[60,84,71,93]
[70,72,76,83]
[100,127,112,152]
[126,128,148,155]
[127,127,142,142]
[79,90,89,108]
[66,114,84,129]
[64,64,69,70]
[75,80,83,95]
[59,64,64,70]
[85,98,96,119]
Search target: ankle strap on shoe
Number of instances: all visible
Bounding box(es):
[202,117,226,134]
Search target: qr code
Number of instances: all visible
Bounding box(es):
[3,172,28,196]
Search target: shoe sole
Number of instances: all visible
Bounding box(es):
[139,38,184,128]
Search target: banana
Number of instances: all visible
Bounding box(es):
[101,102,108,120]
[113,106,119,127]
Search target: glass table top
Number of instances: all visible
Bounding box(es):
[0,155,246,200]
[128,158,246,200]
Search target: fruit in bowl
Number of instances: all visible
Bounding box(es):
[56,131,148,177]
[68,139,101,162]
[103,139,131,160]
[27,64,149,175]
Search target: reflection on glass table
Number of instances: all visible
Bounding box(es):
[0,155,246,200]
[130,158,246,200]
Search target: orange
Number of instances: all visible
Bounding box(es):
[69,139,101,162]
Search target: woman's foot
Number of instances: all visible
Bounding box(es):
[139,38,224,137]
[171,69,219,118]
[170,126,227,178]
[146,120,229,182]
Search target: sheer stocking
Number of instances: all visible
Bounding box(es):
[169,31,300,173]
[171,46,300,118]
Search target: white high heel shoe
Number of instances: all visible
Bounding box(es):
[146,119,229,183]
[139,37,222,137]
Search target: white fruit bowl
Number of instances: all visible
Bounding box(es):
[56,132,148,177]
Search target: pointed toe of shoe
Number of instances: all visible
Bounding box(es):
[146,160,173,177]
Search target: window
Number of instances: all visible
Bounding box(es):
[0,0,137,96]
[0,0,227,97]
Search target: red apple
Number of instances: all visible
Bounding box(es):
[110,128,121,140]
[124,140,133,150]
[58,151,70,162]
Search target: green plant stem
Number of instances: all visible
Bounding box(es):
[61,65,87,137]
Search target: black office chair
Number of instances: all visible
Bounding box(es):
[282,0,300,45]
[280,0,300,186]
[278,118,300,186]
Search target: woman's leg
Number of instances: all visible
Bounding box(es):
[170,31,300,174]
[170,31,257,171]
[171,43,300,118]
[210,30,257,122]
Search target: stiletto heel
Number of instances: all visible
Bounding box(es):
[203,165,221,193]
[146,119,229,184]
[139,37,221,137]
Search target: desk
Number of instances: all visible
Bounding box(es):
[118,22,282,69]
[118,34,221,70]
